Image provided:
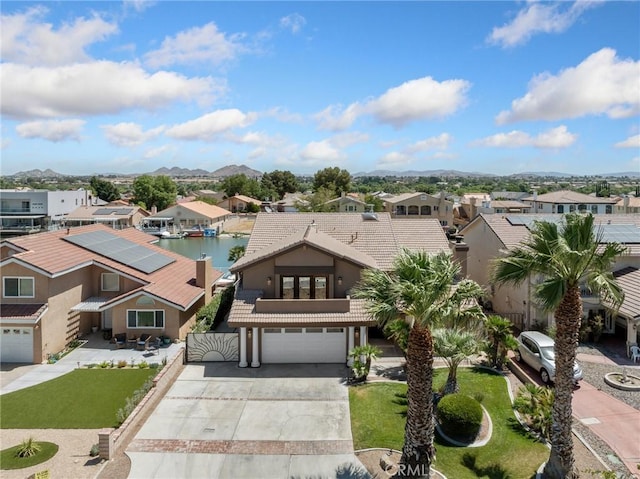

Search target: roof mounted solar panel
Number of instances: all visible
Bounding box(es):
[62,230,175,274]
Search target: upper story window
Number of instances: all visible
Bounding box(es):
[421,205,432,216]
[282,276,327,299]
[101,273,119,292]
[127,310,164,329]
[605,205,612,214]
[569,205,576,213]
[578,204,587,212]
[591,205,598,214]
[3,277,34,298]
[558,205,565,214]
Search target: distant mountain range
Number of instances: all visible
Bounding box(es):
[5,166,639,179]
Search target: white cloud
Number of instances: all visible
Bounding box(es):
[144,22,246,69]
[314,76,470,131]
[406,133,452,153]
[16,119,85,142]
[473,125,577,148]
[377,151,414,169]
[615,134,640,148]
[488,1,602,48]
[165,109,256,141]
[365,77,471,128]
[314,103,362,131]
[330,132,369,149]
[1,7,119,66]
[1,62,221,120]
[497,48,640,124]
[102,122,165,147]
[124,1,156,14]
[262,107,304,124]
[299,140,344,164]
[280,13,307,34]
[143,144,172,159]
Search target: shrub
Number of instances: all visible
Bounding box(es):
[513,383,553,440]
[117,360,128,369]
[98,361,110,369]
[437,393,483,440]
[138,361,149,369]
[89,444,100,457]
[15,437,41,458]
[115,378,155,427]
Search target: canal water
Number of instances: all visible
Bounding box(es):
[156,235,249,272]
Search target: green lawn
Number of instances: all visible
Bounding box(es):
[0,442,58,470]
[0,368,157,429]
[349,368,548,479]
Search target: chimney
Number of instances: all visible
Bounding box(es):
[451,236,469,278]
[196,255,213,303]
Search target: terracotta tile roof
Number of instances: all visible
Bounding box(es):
[612,267,640,320]
[490,200,532,209]
[240,212,450,271]
[172,201,231,218]
[616,196,640,207]
[231,194,262,205]
[2,224,216,311]
[385,192,439,204]
[232,223,378,271]
[522,190,616,204]
[0,303,48,321]
[227,289,375,327]
[64,205,145,221]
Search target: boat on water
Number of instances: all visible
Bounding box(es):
[161,230,186,239]
[185,225,205,237]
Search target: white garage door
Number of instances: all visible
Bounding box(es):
[262,327,346,363]
[0,327,34,363]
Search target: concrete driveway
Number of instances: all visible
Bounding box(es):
[126,363,370,479]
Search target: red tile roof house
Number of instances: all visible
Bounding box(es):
[0,224,221,363]
[227,212,457,367]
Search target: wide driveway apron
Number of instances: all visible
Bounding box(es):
[127,363,369,479]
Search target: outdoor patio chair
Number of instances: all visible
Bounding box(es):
[112,333,127,349]
[137,334,151,351]
[630,345,640,363]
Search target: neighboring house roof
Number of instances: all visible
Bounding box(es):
[462,213,640,254]
[0,303,48,322]
[612,267,640,320]
[522,190,616,204]
[228,289,375,327]
[461,193,491,204]
[384,192,444,204]
[64,205,147,221]
[1,224,213,311]
[324,196,367,206]
[490,200,532,210]
[491,191,529,201]
[616,196,640,207]
[229,194,262,205]
[152,200,231,219]
[235,212,450,272]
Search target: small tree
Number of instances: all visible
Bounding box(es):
[348,344,382,382]
[433,328,481,395]
[228,245,246,262]
[484,315,517,369]
[514,383,554,440]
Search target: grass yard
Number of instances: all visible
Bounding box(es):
[0,368,157,429]
[0,442,58,470]
[349,368,548,479]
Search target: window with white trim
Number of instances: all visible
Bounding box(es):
[127,310,165,329]
[101,273,119,292]
[3,277,34,298]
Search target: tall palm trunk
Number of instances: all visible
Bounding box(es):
[442,363,459,395]
[399,325,435,478]
[543,286,581,479]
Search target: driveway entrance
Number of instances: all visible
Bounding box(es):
[127,363,369,479]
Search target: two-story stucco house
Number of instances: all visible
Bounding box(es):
[0,224,221,363]
[384,192,454,227]
[460,213,640,352]
[227,212,453,367]
[521,190,617,215]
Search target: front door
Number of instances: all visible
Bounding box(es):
[102,309,112,329]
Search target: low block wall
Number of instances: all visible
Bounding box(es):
[98,348,185,460]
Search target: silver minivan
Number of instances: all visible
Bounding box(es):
[515,331,583,384]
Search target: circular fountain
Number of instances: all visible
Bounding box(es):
[604,367,640,391]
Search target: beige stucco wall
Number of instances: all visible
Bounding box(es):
[385,195,454,226]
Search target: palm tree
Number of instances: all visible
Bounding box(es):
[491,213,624,479]
[432,328,481,395]
[227,245,246,262]
[353,249,485,477]
[484,315,517,370]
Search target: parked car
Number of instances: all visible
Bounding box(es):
[515,331,583,385]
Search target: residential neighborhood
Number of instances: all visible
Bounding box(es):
[1,173,639,479]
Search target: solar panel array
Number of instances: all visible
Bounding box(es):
[63,230,175,274]
[93,208,134,216]
[505,215,639,244]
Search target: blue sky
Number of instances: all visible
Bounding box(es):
[1,1,639,176]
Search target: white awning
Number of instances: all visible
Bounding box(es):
[71,297,110,312]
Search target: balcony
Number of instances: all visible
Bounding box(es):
[255,297,351,314]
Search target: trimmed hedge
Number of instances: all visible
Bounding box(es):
[437,393,483,440]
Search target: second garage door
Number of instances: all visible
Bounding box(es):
[261,327,346,363]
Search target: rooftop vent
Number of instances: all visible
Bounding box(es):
[361,212,378,221]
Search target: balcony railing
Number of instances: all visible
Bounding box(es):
[255,297,350,314]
